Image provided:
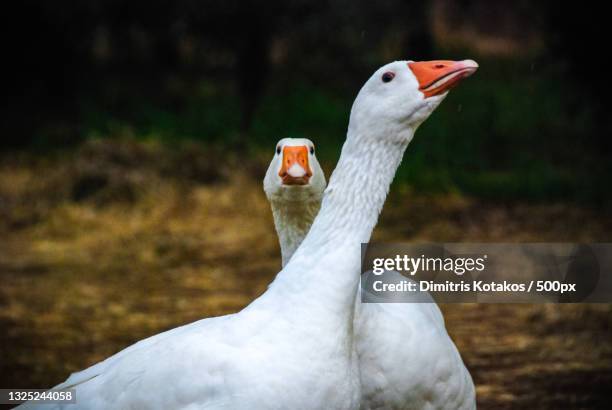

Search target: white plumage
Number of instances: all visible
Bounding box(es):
[20,59,476,410]
[265,144,476,409]
[264,64,477,410]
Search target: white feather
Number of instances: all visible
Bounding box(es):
[264,68,475,410]
[20,61,471,410]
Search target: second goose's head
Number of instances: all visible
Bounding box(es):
[263,138,326,203]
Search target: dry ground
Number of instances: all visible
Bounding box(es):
[1,140,611,409]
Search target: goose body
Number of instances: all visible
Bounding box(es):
[264,60,477,410]
[20,59,475,410]
[265,146,476,409]
[354,303,475,409]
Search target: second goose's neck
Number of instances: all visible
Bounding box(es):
[270,197,321,267]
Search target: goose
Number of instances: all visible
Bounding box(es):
[264,136,476,408]
[263,137,327,267]
[18,58,476,410]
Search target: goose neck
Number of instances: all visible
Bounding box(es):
[271,124,414,297]
[269,197,321,267]
[314,137,409,242]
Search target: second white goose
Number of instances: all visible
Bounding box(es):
[264,137,326,267]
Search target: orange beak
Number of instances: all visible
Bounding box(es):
[408,59,478,98]
[278,146,312,186]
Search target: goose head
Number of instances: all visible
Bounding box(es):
[264,137,327,203]
[349,59,478,142]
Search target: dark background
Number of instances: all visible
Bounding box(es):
[1,1,611,409]
[3,0,611,202]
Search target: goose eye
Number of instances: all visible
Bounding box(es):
[276,146,281,155]
[309,146,315,155]
[382,72,395,83]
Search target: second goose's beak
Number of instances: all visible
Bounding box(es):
[279,146,312,186]
[408,59,478,98]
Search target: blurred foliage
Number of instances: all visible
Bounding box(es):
[2,0,611,204]
[80,56,610,204]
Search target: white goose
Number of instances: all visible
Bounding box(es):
[264,61,477,410]
[20,59,475,410]
[263,138,327,267]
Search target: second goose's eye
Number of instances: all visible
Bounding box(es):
[276,146,281,155]
[309,146,315,155]
[382,72,395,83]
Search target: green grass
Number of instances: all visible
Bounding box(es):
[75,58,609,205]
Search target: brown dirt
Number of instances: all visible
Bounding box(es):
[1,140,611,409]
